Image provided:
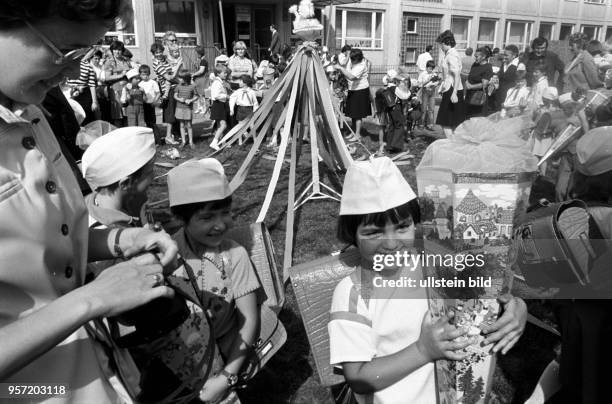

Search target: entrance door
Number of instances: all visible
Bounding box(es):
[253,7,274,60]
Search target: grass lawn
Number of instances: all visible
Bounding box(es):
[148,124,559,403]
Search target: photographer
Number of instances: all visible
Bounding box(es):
[0,2,178,402]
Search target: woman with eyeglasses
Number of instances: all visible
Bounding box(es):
[228,41,256,91]
[103,40,133,127]
[0,2,178,402]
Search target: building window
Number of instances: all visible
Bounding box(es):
[153,0,198,45]
[477,19,497,49]
[505,20,532,51]
[335,9,384,49]
[405,47,417,64]
[539,23,554,40]
[406,18,417,34]
[451,17,471,50]
[606,27,612,42]
[560,24,574,41]
[581,25,602,41]
[584,0,605,4]
[103,0,136,46]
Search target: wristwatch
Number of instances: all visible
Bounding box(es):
[220,369,239,387]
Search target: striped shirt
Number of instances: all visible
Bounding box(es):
[67,60,96,88]
[152,58,172,97]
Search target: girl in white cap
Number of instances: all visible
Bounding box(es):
[328,157,527,403]
[167,158,262,403]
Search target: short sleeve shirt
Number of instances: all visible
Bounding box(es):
[0,104,116,403]
[440,47,463,93]
[328,274,436,404]
[173,228,261,338]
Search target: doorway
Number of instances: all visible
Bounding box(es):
[217,4,275,62]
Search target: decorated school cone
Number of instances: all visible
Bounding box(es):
[415,117,537,403]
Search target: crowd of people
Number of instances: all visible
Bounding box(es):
[2,1,612,403]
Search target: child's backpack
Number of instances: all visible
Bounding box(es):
[513,199,608,287]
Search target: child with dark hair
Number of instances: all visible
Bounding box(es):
[501,71,530,118]
[229,74,259,123]
[168,158,262,403]
[209,64,231,151]
[138,64,161,131]
[329,157,526,404]
[418,60,439,130]
[173,69,198,148]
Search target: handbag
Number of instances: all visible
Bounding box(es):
[513,199,607,287]
[87,268,217,404]
[467,89,487,106]
[237,304,287,385]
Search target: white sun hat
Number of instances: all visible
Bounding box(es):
[340,157,417,215]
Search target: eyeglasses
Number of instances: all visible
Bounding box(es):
[25,21,93,65]
[168,38,178,43]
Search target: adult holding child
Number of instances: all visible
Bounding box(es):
[103,40,132,127]
[0,1,178,402]
[435,30,466,137]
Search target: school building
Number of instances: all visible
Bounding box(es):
[107,0,612,69]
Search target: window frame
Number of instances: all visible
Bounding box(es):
[477,18,498,49]
[504,20,533,52]
[104,0,137,47]
[335,8,385,50]
[559,23,574,40]
[581,25,602,41]
[538,22,555,41]
[451,16,472,50]
[404,47,417,64]
[406,17,417,34]
[153,0,200,46]
[584,0,605,5]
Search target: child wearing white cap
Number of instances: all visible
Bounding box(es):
[167,158,261,402]
[329,157,527,404]
[82,126,157,230]
[120,69,146,127]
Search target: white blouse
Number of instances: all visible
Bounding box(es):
[346,60,370,91]
[439,47,463,93]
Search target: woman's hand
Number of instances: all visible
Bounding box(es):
[416,311,474,362]
[481,295,527,355]
[77,253,173,318]
[199,374,230,403]
[91,100,99,112]
[119,228,178,269]
[450,92,458,103]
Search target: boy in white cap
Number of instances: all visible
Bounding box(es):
[121,68,146,127]
[167,158,262,402]
[328,157,526,404]
[82,127,156,229]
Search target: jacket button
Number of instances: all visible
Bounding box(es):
[61,224,69,235]
[22,137,36,149]
[65,266,74,278]
[45,181,57,193]
[32,118,41,124]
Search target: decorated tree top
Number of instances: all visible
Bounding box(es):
[289,0,323,41]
